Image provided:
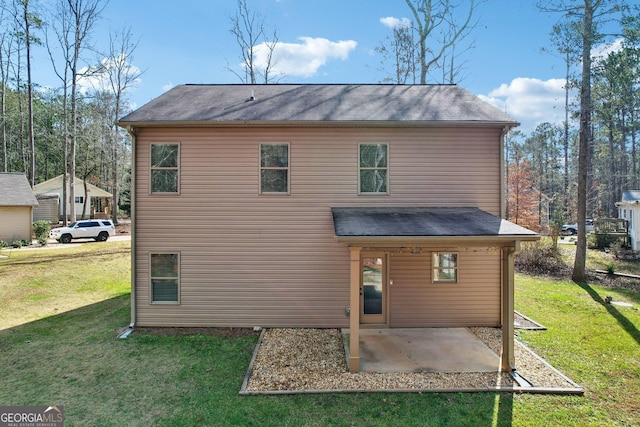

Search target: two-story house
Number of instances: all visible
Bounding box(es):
[117,84,538,372]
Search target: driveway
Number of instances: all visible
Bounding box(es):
[4,234,131,251]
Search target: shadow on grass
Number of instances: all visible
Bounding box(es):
[578,281,640,348]
[0,294,131,341]
[0,296,517,426]
[497,393,514,426]
[0,247,130,267]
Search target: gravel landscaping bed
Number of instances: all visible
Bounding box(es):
[243,328,582,394]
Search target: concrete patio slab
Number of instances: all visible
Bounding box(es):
[355,328,501,373]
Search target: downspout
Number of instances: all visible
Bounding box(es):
[500,126,510,219]
[118,125,137,339]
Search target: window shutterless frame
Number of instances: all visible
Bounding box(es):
[432,252,459,283]
[150,143,180,194]
[149,252,180,304]
[259,143,290,194]
[358,143,389,195]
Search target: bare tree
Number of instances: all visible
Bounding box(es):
[376,20,416,84]
[0,8,16,172]
[227,0,281,84]
[404,0,479,84]
[95,27,142,224]
[9,0,41,186]
[47,0,104,223]
[46,0,71,223]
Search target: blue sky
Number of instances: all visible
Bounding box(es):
[33,0,635,133]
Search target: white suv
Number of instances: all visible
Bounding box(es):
[50,220,115,243]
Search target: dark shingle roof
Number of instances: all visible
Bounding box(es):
[0,173,38,207]
[118,84,518,126]
[331,207,537,239]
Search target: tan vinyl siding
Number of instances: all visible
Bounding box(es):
[133,126,503,327]
[389,250,501,327]
[0,207,33,242]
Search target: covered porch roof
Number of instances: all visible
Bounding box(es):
[331,206,538,243]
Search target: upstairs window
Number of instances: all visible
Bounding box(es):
[359,143,388,194]
[260,143,289,194]
[74,196,84,203]
[432,252,458,283]
[151,143,179,194]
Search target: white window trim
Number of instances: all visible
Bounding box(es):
[150,142,180,195]
[149,252,181,304]
[259,142,290,195]
[432,252,459,284]
[358,143,389,195]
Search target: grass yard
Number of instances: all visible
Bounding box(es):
[0,242,639,426]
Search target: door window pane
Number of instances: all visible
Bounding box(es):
[362,257,383,315]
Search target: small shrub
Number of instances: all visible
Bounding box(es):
[594,233,622,249]
[33,220,51,246]
[606,264,615,275]
[515,240,570,276]
[12,240,22,249]
[0,240,7,249]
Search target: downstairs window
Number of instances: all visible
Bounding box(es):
[150,253,180,303]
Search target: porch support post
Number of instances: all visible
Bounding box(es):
[501,243,519,371]
[348,246,362,373]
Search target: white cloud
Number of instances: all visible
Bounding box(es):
[479,77,573,133]
[252,36,357,78]
[76,54,142,94]
[379,16,411,29]
[593,37,624,63]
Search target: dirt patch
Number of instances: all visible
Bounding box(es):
[134,327,260,338]
[589,272,640,292]
[115,221,130,235]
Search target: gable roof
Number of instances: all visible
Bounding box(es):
[331,207,538,242]
[0,173,38,207]
[621,190,640,202]
[118,84,518,127]
[34,175,112,198]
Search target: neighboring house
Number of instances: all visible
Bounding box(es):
[117,84,539,373]
[0,172,39,242]
[616,191,640,250]
[33,174,112,221]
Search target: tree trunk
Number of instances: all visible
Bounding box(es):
[572,0,593,284]
[24,1,35,187]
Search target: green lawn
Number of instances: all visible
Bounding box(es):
[0,242,638,426]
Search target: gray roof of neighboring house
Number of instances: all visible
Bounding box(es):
[331,207,538,239]
[0,173,38,207]
[118,84,518,127]
[621,190,640,202]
